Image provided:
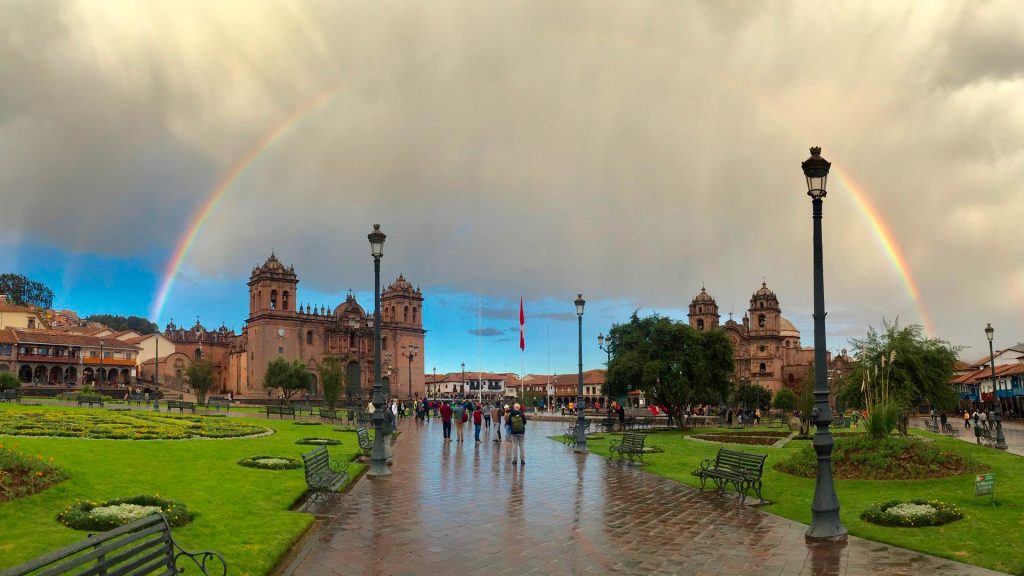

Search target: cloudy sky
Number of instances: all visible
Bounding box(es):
[2,1,1022,373]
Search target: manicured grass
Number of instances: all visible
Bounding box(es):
[0,403,363,576]
[583,426,1024,575]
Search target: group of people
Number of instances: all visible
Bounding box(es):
[434,399,528,465]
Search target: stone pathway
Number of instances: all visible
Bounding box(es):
[284,418,1005,576]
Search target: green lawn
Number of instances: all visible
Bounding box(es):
[0,403,363,576]
[582,426,1024,575]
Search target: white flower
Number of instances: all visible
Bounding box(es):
[887,502,935,519]
[89,504,162,524]
[254,458,292,466]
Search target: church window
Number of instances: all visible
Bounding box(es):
[788,374,795,384]
[698,306,702,313]
[404,306,409,323]
[278,347,284,354]
[758,314,766,328]
[306,331,313,345]
[784,341,789,348]
[758,344,765,353]
[697,319,705,330]
[382,337,387,350]
[349,333,356,348]
[283,291,290,311]
[194,348,203,361]
[759,362,766,373]
[270,290,278,310]
[251,293,255,310]
[413,307,418,323]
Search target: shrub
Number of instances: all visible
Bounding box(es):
[0,444,67,502]
[58,495,190,531]
[776,434,983,480]
[865,401,901,439]
[238,456,302,470]
[0,372,20,391]
[861,499,963,527]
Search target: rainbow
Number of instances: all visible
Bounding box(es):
[150,88,338,322]
[833,166,934,336]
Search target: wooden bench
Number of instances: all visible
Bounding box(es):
[291,402,316,416]
[599,416,617,433]
[166,400,196,413]
[319,408,340,422]
[1,512,225,576]
[608,432,647,463]
[206,397,231,412]
[301,445,348,494]
[921,418,939,433]
[356,427,373,455]
[266,405,296,419]
[694,447,768,503]
[2,389,21,403]
[830,416,850,429]
[942,421,960,438]
[974,425,996,447]
[76,394,103,408]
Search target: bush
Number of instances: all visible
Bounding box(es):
[776,434,983,480]
[0,444,67,502]
[861,499,963,527]
[866,402,901,439]
[58,495,190,531]
[0,372,20,391]
[773,388,796,411]
[238,456,302,470]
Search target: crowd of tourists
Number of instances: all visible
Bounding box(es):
[405,398,529,466]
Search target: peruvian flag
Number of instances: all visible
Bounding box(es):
[519,296,525,351]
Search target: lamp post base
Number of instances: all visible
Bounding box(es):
[367,422,390,477]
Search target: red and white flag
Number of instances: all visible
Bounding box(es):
[519,296,525,351]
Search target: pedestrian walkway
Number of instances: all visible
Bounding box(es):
[286,418,1002,575]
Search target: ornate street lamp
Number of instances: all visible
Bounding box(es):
[598,332,619,408]
[574,294,588,453]
[461,362,466,397]
[367,224,389,477]
[985,323,1008,450]
[402,344,418,400]
[802,147,847,541]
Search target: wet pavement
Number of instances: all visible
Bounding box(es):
[284,417,1005,576]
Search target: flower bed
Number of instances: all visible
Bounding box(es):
[692,433,782,446]
[295,437,341,445]
[776,435,983,479]
[861,499,963,527]
[0,444,67,502]
[0,410,267,440]
[58,495,190,531]
[238,455,302,470]
[294,421,322,426]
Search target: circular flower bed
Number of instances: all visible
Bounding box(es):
[294,421,322,426]
[238,455,302,470]
[295,437,341,445]
[861,499,963,527]
[58,495,190,531]
[776,435,982,480]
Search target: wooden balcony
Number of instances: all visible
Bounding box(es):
[18,354,79,364]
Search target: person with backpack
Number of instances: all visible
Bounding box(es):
[452,401,466,442]
[473,404,483,442]
[483,402,492,430]
[504,404,513,442]
[492,404,503,442]
[508,402,527,465]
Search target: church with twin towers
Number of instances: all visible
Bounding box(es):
[225,252,426,400]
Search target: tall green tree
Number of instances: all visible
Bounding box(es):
[318,357,344,410]
[84,314,158,334]
[0,274,54,309]
[264,358,312,402]
[773,388,796,411]
[733,379,773,411]
[185,359,215,405]
[606,312,734,427]
[0,372,20,391]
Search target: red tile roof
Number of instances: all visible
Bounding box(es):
[11,329,141,349]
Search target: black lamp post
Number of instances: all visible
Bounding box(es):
[461,362,465,397]
[574,294,587,453]
[598,332,619,408]
[985,323,1008,450]
[802,147,847,541]
[402,344,418,400]
[367,224,389,477]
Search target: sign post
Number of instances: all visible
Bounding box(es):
[975,473,995,504]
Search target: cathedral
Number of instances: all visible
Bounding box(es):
[224,253,425,400]
[688,282,817,394]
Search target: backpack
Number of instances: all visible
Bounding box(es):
[511,413,525,434]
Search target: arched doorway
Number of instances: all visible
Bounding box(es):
[33,366,47,384]
[120,369,130,385]
[346,361,361,400]
[82,367,94,382]
[49,366,61,384]
[19,365,32,383]
[65,367,77,383]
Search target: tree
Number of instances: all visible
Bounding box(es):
[264,358,312,402]
[84,314,158,334]
[773,388,796,411]
[0,274,54,309]
[318,357,344,410]
[606,312,735,428]
[0,372,19,390]
[734,380,773,411]
[185,359,215,405]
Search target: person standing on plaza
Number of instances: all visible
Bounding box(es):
[508,402,527,465]
[483,401,492,430]
[617,402,626,431]
[453,400,466,442]
[504,404,512,441]
[492,403,503,442]
[440,401,453,441]
[964,409,971,429]
[473,403,483,442]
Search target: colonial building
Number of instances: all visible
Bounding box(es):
[225,253,426,400]
[1,328,140,385]
[689,283,819,394]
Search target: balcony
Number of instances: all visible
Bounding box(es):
[82,357,136,366]
[18,354,79,364]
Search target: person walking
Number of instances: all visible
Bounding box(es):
[453,400,466,442]
[440,401,453,441]
[483,402,492,430]
[508,402,527,465]
[473,404,483,442]
[504,404,512,442]
[492,403,503,442]
[964,409,971,429]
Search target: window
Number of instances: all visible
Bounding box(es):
[698,306,702,313]
[413,307,418,323]
[28,318,36,328]
[758,344,765,353]
[349,333,356,348]
[306,331,313,345]
[283,291,290,311]
[759,363,766,373]
[404,306,409,323]
[278,347,284,354]
[759,301,764,308]
[270,290,278,310]
[788,374,795,384]
[758,314,766,328]
[696,319,705,330]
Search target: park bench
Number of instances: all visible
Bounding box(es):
[942,421,960,438]
[921,418,939,433]
[166,400,196,413]
[207,397,231,412]
[291,401,316,416]
[319,408,340,423]
[599,416,617,433]
[355,427,373,455]
[830,416,850,429]
[2,389,20,403]
[266,405,296,419]
[974,425,996,447]
[1,512,226,576]
[694,447,768,503]
[608,431,648,463]
[301,445,349,494]
[76,394,103,408]
[125,393,147,405]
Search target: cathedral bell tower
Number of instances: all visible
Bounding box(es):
[749,281,781,335]
[687,287,720,332]
[248,252,298,319]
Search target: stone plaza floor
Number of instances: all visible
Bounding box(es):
[284,418,1004,576]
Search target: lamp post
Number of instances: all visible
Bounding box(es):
[598,332,618,409]
[99,339,105,387]
[802,147,847,541]
[432,366,437,397]
[985,323,1008,450]
[402,344,418,401]
[574,294,587,453]
[367,224,389,477]
[461,362,466,398]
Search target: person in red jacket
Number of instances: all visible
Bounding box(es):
[439,401,453,441]
[473,404,483,443]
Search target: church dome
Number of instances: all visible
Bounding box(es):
[779,317,799,337]
[386,274,415,294]
[691,287,716,306]
[333,292,366,318]
[753,281,775,298]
